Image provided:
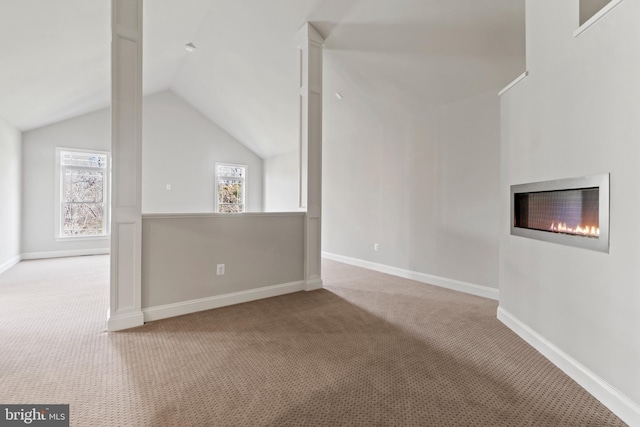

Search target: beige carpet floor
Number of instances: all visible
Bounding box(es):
[0,255,627,426]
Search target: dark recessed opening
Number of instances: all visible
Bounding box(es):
[579,0,613,26]
[514,187,600,238]
[510,174,609,252]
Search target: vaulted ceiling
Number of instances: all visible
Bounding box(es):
[0,0,525,159]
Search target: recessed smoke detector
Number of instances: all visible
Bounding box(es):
[185,42,197,53]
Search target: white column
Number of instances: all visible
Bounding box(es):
[108,0,144,331]
[296,23,324,291]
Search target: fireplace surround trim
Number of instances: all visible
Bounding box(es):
[510,173,610,253]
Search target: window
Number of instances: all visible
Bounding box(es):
[215,163,246,213]
[56,149,110,238]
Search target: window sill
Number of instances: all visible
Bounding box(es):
[56,235,110,242]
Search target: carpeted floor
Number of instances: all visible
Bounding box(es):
[0,255,627,426]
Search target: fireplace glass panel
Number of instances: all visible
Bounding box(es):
[514,188,599,238]
[510,174,609,252]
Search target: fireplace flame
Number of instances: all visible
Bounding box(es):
[550,222,599,237]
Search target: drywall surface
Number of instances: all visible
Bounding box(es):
[21,90,264,255]
[22,108,111,257]
[264,151,300,212]
[0,117,21,270]
[142,91,263,213]
[141,213,304,308]
[500,0,640,410]
[323,90,500,289]
[435,93,501,287]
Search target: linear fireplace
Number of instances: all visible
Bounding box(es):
[510,174,609,252]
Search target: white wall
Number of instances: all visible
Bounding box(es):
[142,91,263,213]
[500,0,640,422]
[436,93,501,287]
[323,90,500,290]
[22,108,111,257]
[21,90,264,256]
[0,117,22,272]
[264,151,300,212]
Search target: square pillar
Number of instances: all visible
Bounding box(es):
[296,23,324,291]
[108,0,144,331]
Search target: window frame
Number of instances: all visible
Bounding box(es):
[55,147,111,240]
[214,162,247,213]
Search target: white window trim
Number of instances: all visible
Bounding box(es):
[215,162,247,213]
[55,147,111,241]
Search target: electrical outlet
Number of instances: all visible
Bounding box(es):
[374,243,379,251]
[216,264,225,275]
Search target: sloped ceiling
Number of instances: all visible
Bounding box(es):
[0,0,110,131]
[0,0,211,131]
[0,0,524,159]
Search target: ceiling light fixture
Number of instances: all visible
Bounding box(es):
[184,42,197,53]
[335,92,344,100]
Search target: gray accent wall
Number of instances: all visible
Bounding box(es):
[141,213,304,308]
[322,91,500,290]
[500,0,639,410]
[0,117,22,270]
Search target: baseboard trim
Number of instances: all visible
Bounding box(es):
[0,255,21,275]
[322,252,499,300]
[107,311,144,332]
[304,278,323,291]
[0,250,111,274]
[143,281,305,322]
[21,248,110,260]
[497,306,640,426]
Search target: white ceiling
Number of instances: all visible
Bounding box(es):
[0,0,524,159]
